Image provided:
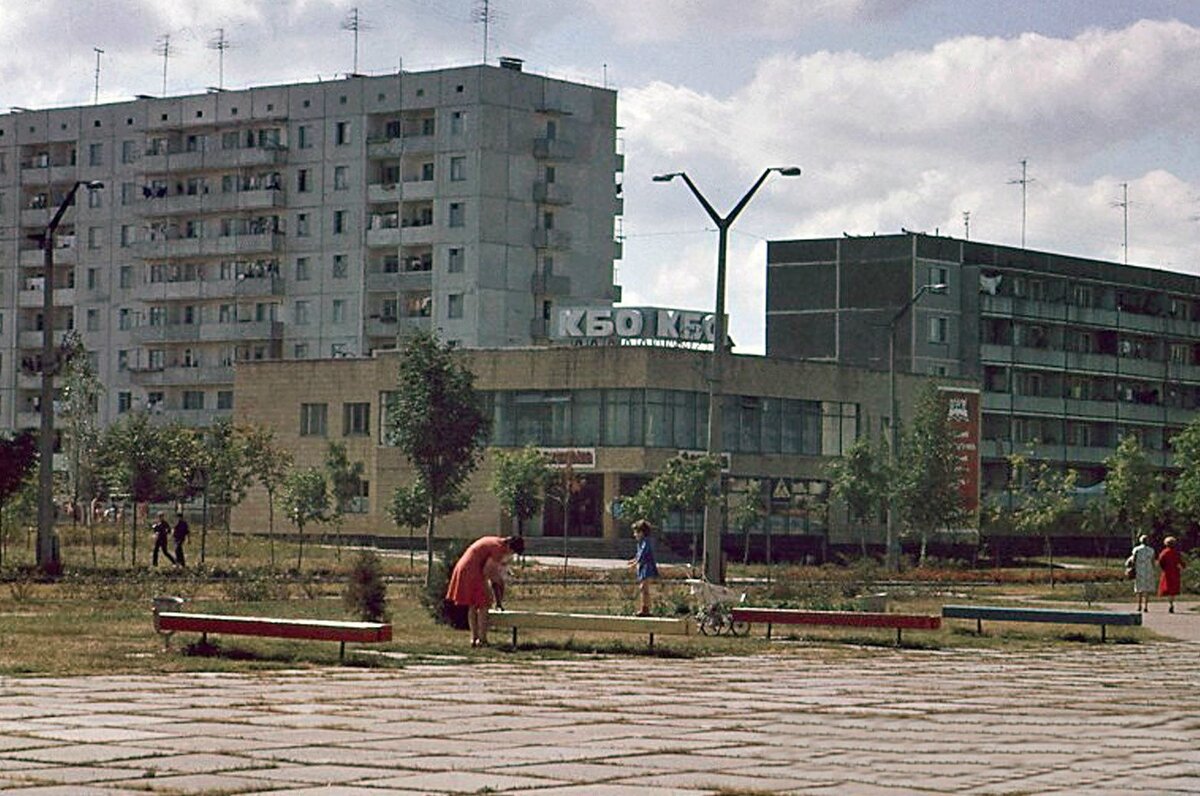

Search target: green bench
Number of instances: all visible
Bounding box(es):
[941,605,1141,642]
[487,610,692,648]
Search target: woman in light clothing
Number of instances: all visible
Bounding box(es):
[1128,535,1156,613]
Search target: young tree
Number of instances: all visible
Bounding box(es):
[96,411,177,565]
[389,481,469,570]
[281,467,329,571]
[243,425,293,568]
[325,441,365,561]
[893,385,964,565]
[1007,452,1078,586]
[1105,433,1160,543]
[0,432,38,568]
[56,332,104,544]
[826,434,889,557]
[623,455,721,566]
[205,419,249,558]
[385,333,490,585]
[730,480,766,564]
[489,446,549,536]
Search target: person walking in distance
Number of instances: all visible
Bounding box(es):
[1127,535,1156,613]
[630,519,660,616]
[151,513,175,566]
[1157,536,1186,614]
[172,513,190,568]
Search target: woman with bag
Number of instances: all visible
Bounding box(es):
[1127,535,1156,613]
[1157,536,1186,614]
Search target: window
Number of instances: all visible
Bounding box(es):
[87,227,102,249]
[332,254,348,278]
[117,350,129,371]
[121,140,137,163]
[293,343,308,359]
[333,209,347,234]
[217,391,233,410]
[182,391,204,410]
[332,299,346,323]
[448,202,464,227]
[335,121,349,145]
[343,402,370,436]
[545,165,556,183]
[929,316,948,343]
[118,308,132,330]
[295,257,310,281]
[88,189,102,208]
[118,391,132,413]
[121,182,136,205]
[88,143,103,166]
[296,213,309,237]
[297,169,309,193]
[542,210,555,230]
[450,156,466,181]
[120,225,133,247]
[300,403,328,436]
[545,119,557,140]
[450,111,464,134]
[86,309,99,331]
[928,265,948,287]
[294,300,310,325]
[334,165,348,189]
[421,162,434,181]
[447,246,464,273]
[297,125,311,148]
[87,269,99,290]
[219,304,234,323]
[447,293,463,319]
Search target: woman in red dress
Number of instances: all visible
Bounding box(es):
[445,535,524,646]
[1157,536,1186,614]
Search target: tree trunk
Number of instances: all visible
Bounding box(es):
[130,501,137,566]
[201,488,209,564]
[424,498,436,588]
[918,529,928,567]
[0,511,5,568]
[266,489,276,569]
[296,521,305,571]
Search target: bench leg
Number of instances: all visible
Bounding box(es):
[1101,624,1107,643]
[766,623,772,640]
[201,632,208,645]
[511,627,518,648]
[339,641,346,661]
[976,618,982,635]
[896,627,902,646]
[649,633,655,649]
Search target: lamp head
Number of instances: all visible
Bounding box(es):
[773,166,802,177]
[926,283,948,294]
[651,173,680,182]
[84,180,104,190]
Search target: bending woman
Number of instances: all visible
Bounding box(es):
[445,535,525,647]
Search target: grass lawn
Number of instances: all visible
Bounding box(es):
[0,525,1159,677]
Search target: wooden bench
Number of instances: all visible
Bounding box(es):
[730,607,941,645]
[941,605,1141,642]
[153,611,392,660]
[487,610,692,648]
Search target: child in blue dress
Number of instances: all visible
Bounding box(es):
[631,519,659,616]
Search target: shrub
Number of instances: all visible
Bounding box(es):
[422,537,469,628]
[344,550,388,622]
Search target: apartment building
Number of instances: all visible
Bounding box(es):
[0,61,623,430]
[766,232,1200,497]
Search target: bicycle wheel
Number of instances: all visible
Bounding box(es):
[730,620,750,636]
[699,612,724,636]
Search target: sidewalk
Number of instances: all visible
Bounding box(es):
[1,637,1198,794]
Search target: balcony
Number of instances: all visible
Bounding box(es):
[138,189,284,216]
[614,195,624,216]
[366,227,402,248]
[141,146,284,173]
[130,365,234,387]
[532,229,572,249]
[365,270,431,292]
[615,152,625,173]
[134,280,206,302]
[18,287,75,308]
[533,182,573,205]
[367,135,435,159]
[613,239,623,260]
[368,183,400,203]
[397,179,436,201]
[529,317,549,338]
[131,323,201,344]
[531,273,571,295]
[210,232,282,255]
[17,329,69,349]
[366,316,400,338]
[133,237,204,259]
[154,407,229,427]
[21,163,79,185]
[533,138,575,160]
[20,246,77,267]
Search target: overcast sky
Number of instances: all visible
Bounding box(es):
[4,0,1200,353]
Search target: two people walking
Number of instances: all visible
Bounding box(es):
[1128,535,1187,613]
[151,512,190,567]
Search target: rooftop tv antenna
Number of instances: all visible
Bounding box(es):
[92,47,104,105]
[207,28,231,89]
[962,210,971,241]
[154,34,172,96]
[474,0,495,65]
[1007,158,1035,248]
[1111,182,1130,264]
[340,7,370,74]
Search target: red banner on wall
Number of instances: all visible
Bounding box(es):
[938,386,981,517]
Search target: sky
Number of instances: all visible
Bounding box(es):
[4,0,1200,354]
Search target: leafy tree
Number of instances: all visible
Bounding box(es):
[389,481,469,570]
[489,446,549,536]
[243,425,294,568]
[281,467,329,571]
[385,333,490,585]
[96,412,178,565]
[826,434,890,556]
[206,420,250,559]
[730,480,766,564]
[893,384,964,566]
[623,455,721,565]
[56,333,103,543]
[0,432,38,568]
[1007,451,1078,586]
[325,442,365,561]
[1170,421,1200,536]
[1105,433,1160,543]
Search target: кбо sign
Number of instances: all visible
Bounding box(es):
[554,306,717,345]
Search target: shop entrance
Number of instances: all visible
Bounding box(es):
[542,475,602,537]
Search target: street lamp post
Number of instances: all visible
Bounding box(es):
[36,179,104,574]
[885,281,947,571]
[653,166,801,584]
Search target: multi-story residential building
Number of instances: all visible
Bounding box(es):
[0,60,622,430]
[766,232,1200,498]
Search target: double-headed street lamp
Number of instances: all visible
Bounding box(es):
[653,166,802,584]
[36,179,104,574]
[884,281,947,571]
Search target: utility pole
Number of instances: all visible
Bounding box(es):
[1007,159,1033,248]
[92,48,104,105]
[1112,182,1130,264]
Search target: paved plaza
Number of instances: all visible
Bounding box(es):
[0,616,1198,795]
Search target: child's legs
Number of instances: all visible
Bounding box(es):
[638,579,651,611]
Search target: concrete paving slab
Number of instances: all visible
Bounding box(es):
[105,771,306,793]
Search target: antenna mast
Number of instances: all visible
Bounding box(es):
[341,8,366,74]
[474,0,493,65]
[93,47,104,105]
[1111,182,1130,264]
[155,34,172,96]
[1007,158,1033,248]
[208,28,230,89]
[962,210,971,241]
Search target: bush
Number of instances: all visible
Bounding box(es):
[422,537,469,629]
[344,550,388,622]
